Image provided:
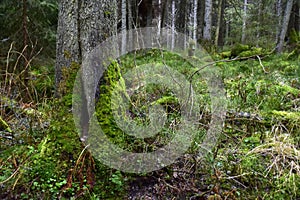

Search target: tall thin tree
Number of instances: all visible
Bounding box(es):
[193,0,198,41]
[171,0,176,50]
[215,0,224,47]
[241,0,248,43]
[276,0,294,53]
[203,0,212,40]
[276,0,283,43]
[121,0,127,54]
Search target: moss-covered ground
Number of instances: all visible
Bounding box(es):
[0,48,299,199]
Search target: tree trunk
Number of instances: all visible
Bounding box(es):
[22,0,29,85]
[55,0,80,93]
[214,0,223,47]
[276,0,283,43]
[203,0,212,40]
[56,0,117,86]
[276,0,294,53]
[127,0,133,50]
[188,1,193,39]
[55,0,117,140]
[193,0,198,41]
[171,0,176,50]
[161,0,170,29]
[79,0,117,57]
[197,0,205,39]
[241,0,247,43]
[218,0,226,46]
[121,0,127,54]
[152,0,162,35]
[256,0,262,46]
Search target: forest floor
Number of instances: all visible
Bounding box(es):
[0,47,300,199]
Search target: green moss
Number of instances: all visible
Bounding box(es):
[271,110,300,122]
[151,96,177,105]
[231,44,250,57]
[0,116,12,132]
[238,47,263,57]
[219,51,231,58]
[95,61,129,144]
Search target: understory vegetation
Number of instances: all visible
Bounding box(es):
[0,46,300,199]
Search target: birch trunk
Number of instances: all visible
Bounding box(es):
[193,0,198,41]
[189,1,193,39]
[203,0,212,40]
[121,0,127,54]
[127,0,133,50]
[152,0,162,36]
[241,0,248,44]
[256,0,262,46]
[171,0,176,50]
[276,0,282,43]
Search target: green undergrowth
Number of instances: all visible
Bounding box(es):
[1,48,299,199]
[215,53,300,199]
[94,49,300,198]
[0,62,127,199]
[94,49,209,154]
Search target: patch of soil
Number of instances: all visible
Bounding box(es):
[127,155,215,200]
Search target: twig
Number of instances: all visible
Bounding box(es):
[229,177,248,188]
[188,54,263,81]
[162,179,181,193]
[74,144,90,172]
[4,42,15,96]
[0,166,20,185]
[224,172,252,180]
[256,55,268,74]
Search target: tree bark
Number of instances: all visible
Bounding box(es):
[171,0,176,50]
[197,0,205,39]
[214,0,223,47]
[241,0,247,44]
[276,0,283,43]
[55,0,117,140]
[256,0,262,46]
[55,0,80,93]
[121,0,127,54]
[56,0,117,88]
[203,0,212,40]
[22,0,28,82]
[276,0,294,53]
[127,0,133,50]
[152,0,162,35]
[192,0,198,41]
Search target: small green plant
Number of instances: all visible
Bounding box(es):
[109,171,125,193]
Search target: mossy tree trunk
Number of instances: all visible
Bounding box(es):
[55,0,117,139]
